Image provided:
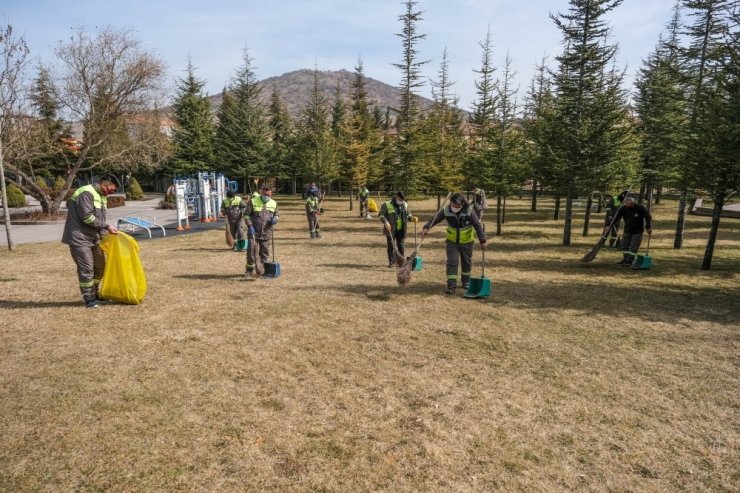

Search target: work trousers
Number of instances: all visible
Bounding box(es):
[307,213,320,235]
[359,198,368,217]
[621,233,643,260]
[246,236,271,270]
[228,221,243,240]
[386,230,405,265]
[69,244,106,302]
[446,241,474,287]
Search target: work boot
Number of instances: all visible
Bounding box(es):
[445,286,456,295]
[310,232,315,239]
[85,299,101,308]
[315,232,321,239]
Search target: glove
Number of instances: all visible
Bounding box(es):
[384,222,392,232]
[248,226,256,236]
[271,217,278,225]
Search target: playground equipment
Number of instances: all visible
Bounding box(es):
[172,173,238,230]
[117,216,166,238]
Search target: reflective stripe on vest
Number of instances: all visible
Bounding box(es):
[385,200,407,231]
[444,204,475,243]
[251,196,277,213]
[70,184,106,224]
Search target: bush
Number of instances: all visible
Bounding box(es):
[126,177,144,200]
[159,193,176,209]
[106,195,125,208]
[53,176,66,192]
[4,183,26,207]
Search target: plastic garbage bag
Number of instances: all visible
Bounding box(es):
[99,232,147,304]
[368,198,378,213]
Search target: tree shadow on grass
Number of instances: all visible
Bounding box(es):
[173,273,246,280]
[0,300,82,309]
[318,263,387,271]
[297,281,450,300]
[488,277,738,325]
[170,248,235,253]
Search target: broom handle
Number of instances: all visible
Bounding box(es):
[482,245,485,278]
[645,233,650,256]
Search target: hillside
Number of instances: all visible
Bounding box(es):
[206,69,437,118]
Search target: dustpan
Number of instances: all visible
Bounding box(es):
[464,246,491,298]
[631,234,652,270]
[263,226,281,278]
[412,221,422,271]
[234,238,247,252]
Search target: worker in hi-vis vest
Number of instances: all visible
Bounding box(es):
[422,192,487,295]
[379,191,418,268]
[61,177,119,308]
[221,190,246,243]
[244,186,279,275]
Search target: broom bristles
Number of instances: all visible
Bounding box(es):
[581,237,606,262]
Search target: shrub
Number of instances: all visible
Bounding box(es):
[125,177,144,200]
[4,183,26,207]
[159,193,176,209]
[106,195,125,208]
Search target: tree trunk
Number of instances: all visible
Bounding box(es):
[291,177,297,195]
[582,195,592,236]
[0,123,15,250]
[674,190,687,249]
[531,179,538,212]
[562,182,574,246]
[701,194,724,270]
[638,182,646,205]
[502,195,507,224]
[338,181,342,197]
[645,181,654,214]
[437,193,441,210]
[349,187,353,211]
[496,193,502,236]
[655,185,662,204]
[553,195,561,220]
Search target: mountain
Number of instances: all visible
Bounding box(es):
[206,69,437,118]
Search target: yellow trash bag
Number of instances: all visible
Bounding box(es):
[99,232,147,304]
[368,198,378,213]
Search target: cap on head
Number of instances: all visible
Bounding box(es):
[395,191,405,201]
[450,192,464,205]
[226,190,235,199]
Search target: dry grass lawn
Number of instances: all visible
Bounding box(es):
[1,196,738,492]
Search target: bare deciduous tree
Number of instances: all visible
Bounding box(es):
[4,27,168,216]
[0,23,30,250]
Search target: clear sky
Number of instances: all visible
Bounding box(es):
[3,0,678,110]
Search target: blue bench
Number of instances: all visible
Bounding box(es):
[117,216,166,238]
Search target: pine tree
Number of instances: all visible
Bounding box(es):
[419,48,466,195]
[549,0,631,246]
[266,86,293,190]
[392,0,429,192]
[340,59,382,194]
[295,68,336,187]
[466,25,498,195]
[692,4,737,269]
[673,0,731,248]
[214,48,269,186]
[490,53,528,235]
[523,57,555,212]
[170,60,215,174]
[635,3,688,213]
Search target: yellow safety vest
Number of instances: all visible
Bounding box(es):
[70,184,106,225]
[444,204,475,244]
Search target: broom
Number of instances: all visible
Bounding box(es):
[397,192,451,287]
[581,191,630,262]
[225,222,235,248]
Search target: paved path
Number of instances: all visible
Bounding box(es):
[0,195,187,246]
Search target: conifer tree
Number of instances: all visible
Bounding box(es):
[393,0,428,192]
[549,0,631,246]
[295,68,336,187]
[170,60,215,174]
[635,4,688,213]
[466,26,498,195]
[266,87,293,190]
[523,57,555,212]
[419,49,466,194]
[673,0,731,248]
[214,48,269,187]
